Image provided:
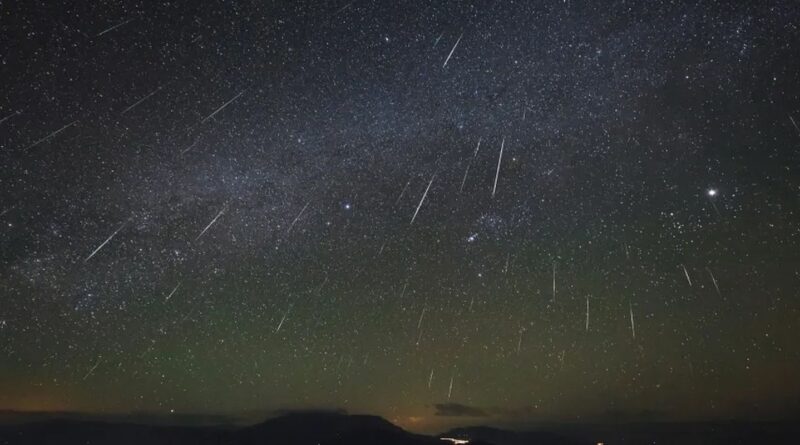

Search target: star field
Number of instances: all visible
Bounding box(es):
[1,0,800,433]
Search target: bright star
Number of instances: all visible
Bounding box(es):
[707,189,717,197]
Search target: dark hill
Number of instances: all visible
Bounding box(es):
[0,419,228,445]
[233,411,437,445]
[0,411,490,445]
[443,421,800,445]
[6,412,797,445]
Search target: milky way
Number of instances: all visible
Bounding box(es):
[1,0,799,432]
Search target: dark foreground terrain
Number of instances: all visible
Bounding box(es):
[0,411,798,445]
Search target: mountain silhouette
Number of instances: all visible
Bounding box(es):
[233,411,442,445]
[0,418,227,445]
[4,411,798,445]
[442,422,800,445]
[0,411,492,445]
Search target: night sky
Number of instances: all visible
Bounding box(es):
[2,0,800,433]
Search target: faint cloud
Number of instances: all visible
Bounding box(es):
[433,403,489,417]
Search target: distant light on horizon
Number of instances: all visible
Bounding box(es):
[707,188,718,197]
[440,438,469,445]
